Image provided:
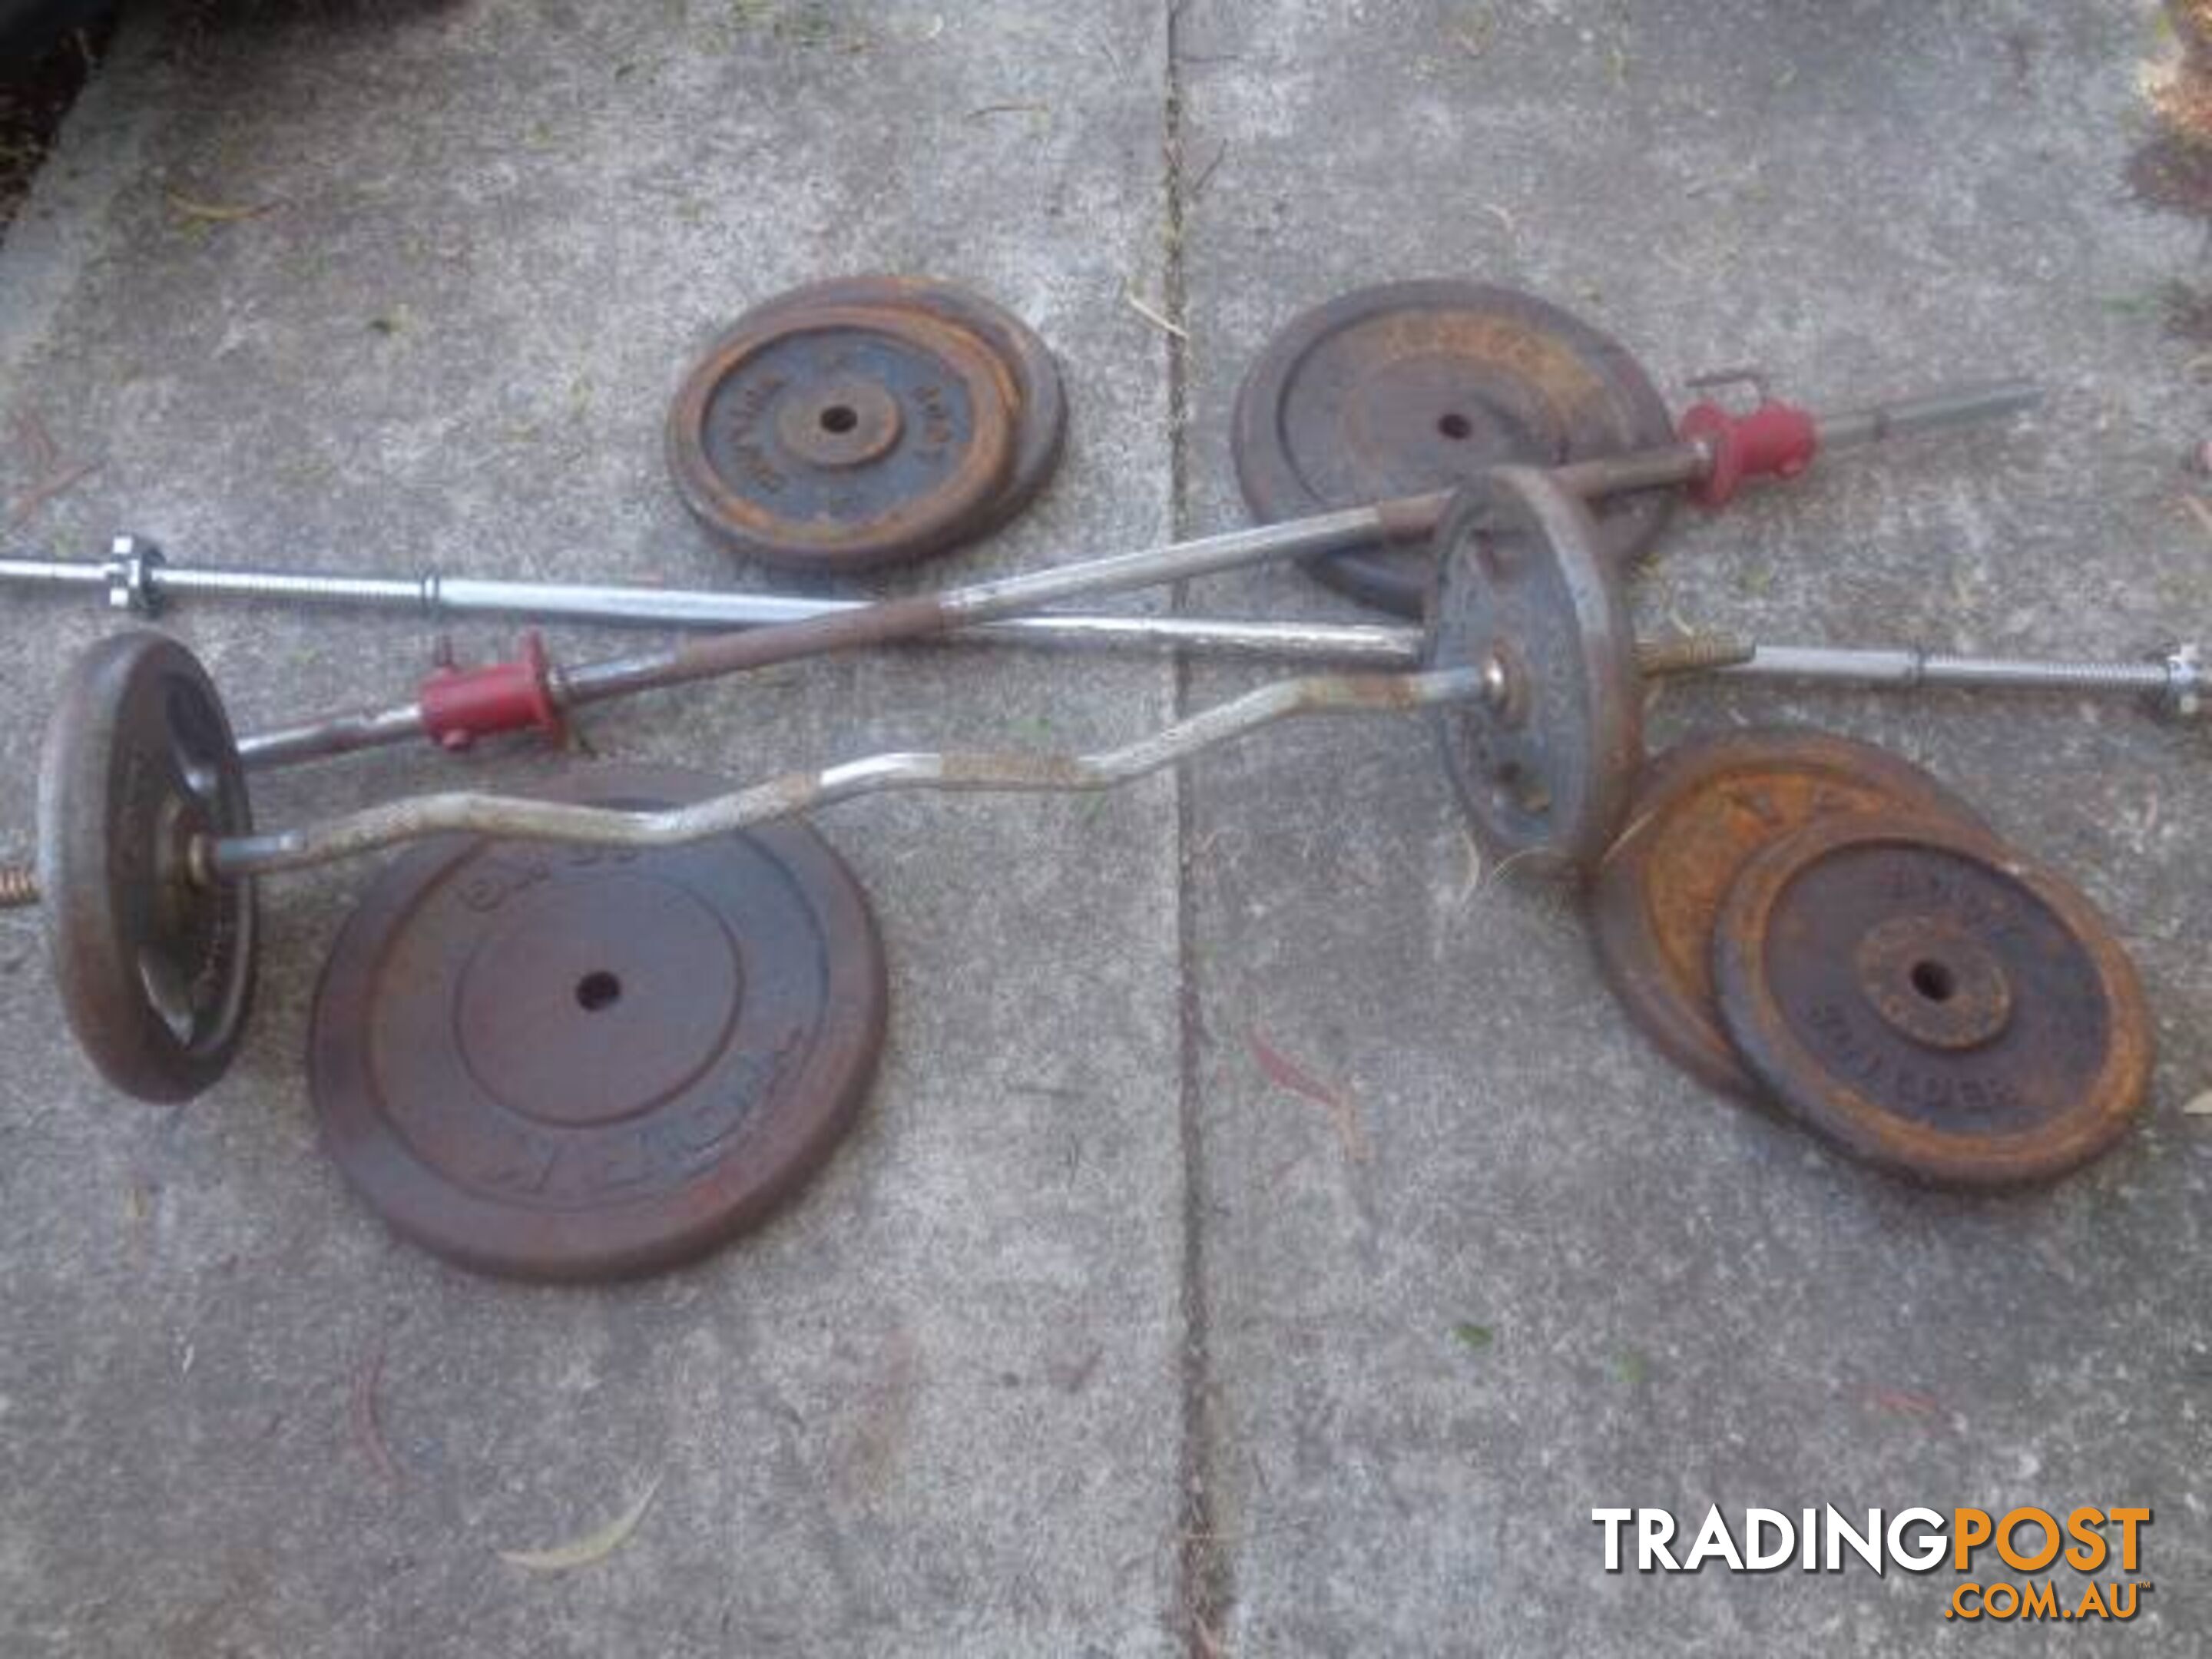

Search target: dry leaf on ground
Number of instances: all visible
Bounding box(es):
[497,1477,662,1574]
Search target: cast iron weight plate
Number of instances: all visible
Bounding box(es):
[1713,813,2152,1190]
[667,276,1067,575]
[742,275,1068,528]
[1232,280,1678,617]
[38,629,258,1103]
[1425,465,1642,873]
[310,766,889,1281]
[1590,730,1990,1098]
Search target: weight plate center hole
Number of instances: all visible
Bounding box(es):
[1853,916,2014,1052]
[1911,959,1957,1004]
[773,379,905,471]
[1438,412,1474,441]
[575,970,624,1013]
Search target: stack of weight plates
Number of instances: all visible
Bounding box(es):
[1590,729,2151,1190]
[666,276,1067,575]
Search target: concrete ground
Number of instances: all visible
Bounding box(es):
[0,2,2207,1654]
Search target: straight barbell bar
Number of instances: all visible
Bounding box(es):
[0,377,2085,1104]
[0,376,2038,770]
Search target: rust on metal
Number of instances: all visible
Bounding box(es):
[1425,465,1642,872]
[308,766,887,1280]
[664,589,959,685]
[1711,813,2152,1190]
[1591,730,1988,1097]
[666,276,1066,573]
[750,274,1067,522]
[1231,280,1678,616]
[36,629,257,1103]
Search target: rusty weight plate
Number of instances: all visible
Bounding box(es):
[38,630,258,1103]
[1425,465,1641,872]
[667,276,1066,574]
[1233,280,1678,616]
[310,766,888,1280]
[1591,730,1991,1098]
[1713,813,2152,1190]
[743,276,1067,515]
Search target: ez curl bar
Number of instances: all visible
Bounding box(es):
[18,631,1495,1103]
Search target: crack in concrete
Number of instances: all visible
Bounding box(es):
[1162,7,1233,1656]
